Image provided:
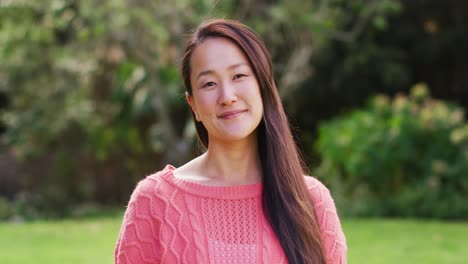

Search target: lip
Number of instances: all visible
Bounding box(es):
[217,109,248,119]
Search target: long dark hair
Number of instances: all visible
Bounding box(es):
[181,19,327,264]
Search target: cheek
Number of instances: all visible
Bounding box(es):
[193,94,216,115]
[249,84,263,105]
[246,85,264,118]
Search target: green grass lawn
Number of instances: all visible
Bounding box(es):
[0,215,466,264]
[0,217,121,264]
[343,218,468,264]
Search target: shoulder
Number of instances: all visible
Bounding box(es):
[303,176,348,263]
[115,166,176,263]
[302,175,340,222]
[119,165,178,230]
[302,175,333,206]
[127,165,176,205]
[303,175,327,190]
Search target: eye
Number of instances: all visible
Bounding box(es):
[202,81,216,88]
[233,74,247,80]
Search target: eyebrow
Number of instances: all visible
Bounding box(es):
[196,62,248,80]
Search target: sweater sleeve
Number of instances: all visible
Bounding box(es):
[304,176,347,264]
[114,177,160,264]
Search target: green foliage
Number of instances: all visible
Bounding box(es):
[3,0,466,219]
[316,84,468,219]
[0,0,406,218]
[0,197,14,220]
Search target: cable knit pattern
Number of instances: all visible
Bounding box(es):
[115,165,347,263]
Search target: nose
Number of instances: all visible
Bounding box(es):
[218,82,237,106]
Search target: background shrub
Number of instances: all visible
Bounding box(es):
[315,84,468,219]
[0,197,14,220]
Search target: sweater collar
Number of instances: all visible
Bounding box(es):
[158,165,262,199]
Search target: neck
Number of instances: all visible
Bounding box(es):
[201,136,262,185]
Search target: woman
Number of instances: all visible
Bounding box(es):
[115,19,347,264]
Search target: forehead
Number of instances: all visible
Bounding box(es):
[190,37,249,76]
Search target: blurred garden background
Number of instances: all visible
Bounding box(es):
[0,0,467,263]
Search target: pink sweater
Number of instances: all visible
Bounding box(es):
[115,165,347,263]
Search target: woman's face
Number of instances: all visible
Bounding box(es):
[187,37,264,144]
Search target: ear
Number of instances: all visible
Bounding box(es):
[186,92,200,121]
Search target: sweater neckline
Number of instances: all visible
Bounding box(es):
[158,164,262,199]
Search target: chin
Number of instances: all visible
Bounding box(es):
[209,128,255,143]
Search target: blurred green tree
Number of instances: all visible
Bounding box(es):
[316,84,468,219]
[2,0,442,217]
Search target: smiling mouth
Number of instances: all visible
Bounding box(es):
[218,109,248,119]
